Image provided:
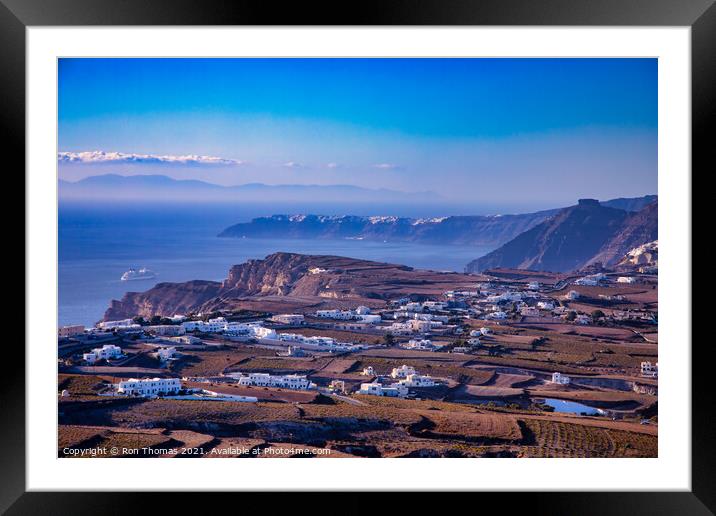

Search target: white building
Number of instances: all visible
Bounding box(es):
[617,276,638,284]
[551,372,571,385]
[403,339,434,351]
[520,306,540,317]
[147,325,185,336]
[391,364,417,379]
[640,361,658,378]
[357,314,382,324]
[564,290,581,300]
[181,319,227,333]
[355,306,371,315]
[235,373,316,390]
[486,311,508,320]
[117,377,182,396]
[156,346,178,361]
[98,319,140,330]
[537,301,555,310]
[271,314,305,325]
[574,314,592,325]
[422,301,447,311]
[527,281,540,290]
[398,374,437,388]
[361,366,376,376]
[467,338,481,346]
[251,326,278,339]
[357,382,408,398]
[316,309,357,320]
[480,327,492,336]
[384,322,412,335]
[575,273,606,286]
[169,335,202,346]
[58,325,85,338]
[83,344,123,364]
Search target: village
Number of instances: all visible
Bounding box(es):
[58,266,658,458]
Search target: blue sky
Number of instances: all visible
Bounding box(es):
[58,58,657,207]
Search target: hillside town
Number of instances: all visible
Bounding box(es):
[59,259,658,458]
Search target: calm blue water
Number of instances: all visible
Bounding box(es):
[543,398,604,416]
[59,202,492,327]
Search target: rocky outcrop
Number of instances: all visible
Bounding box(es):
[104,280,222,321]
[103,253,479,320]
[466,200,658,273]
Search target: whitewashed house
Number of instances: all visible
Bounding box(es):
[117,377,182,396]
[404,339,434,351]
[398,374,437,388]
[640,361,658,378]
[574,314,592,325]
[391,365,417,379]
[487,311,507,320]
[551,372,571,385]
[157,346,178,361]
[520,306,540,317]
[235,373,316,390]
[357,382,408,398]
[147,325,185,336]
[361,366,376,376]
[83,344,123,364]
[98,319,140,330]
[617,276,637,284]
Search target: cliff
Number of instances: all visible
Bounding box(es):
[103,252,481,320]
[218,212,560,247]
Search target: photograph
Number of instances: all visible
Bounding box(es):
[56,57,659,460]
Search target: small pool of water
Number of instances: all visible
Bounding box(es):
[542,398,604,416]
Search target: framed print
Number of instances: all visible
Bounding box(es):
[5,0,713,512]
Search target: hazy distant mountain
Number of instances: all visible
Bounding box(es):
[218,195,656,248]
[218,211,560,247]
[465,199,658,273]
[58,174,438,203]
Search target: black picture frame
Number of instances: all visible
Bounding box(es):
[4,0,711,513]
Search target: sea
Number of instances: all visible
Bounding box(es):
[59,201,494,327]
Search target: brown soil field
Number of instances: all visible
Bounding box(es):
[487,372,536,388]
[171,348,274,376]
[310,358,357,374]
[453,384,525,399]
[517,418,657,457]
[185,381,319,403]
[355,347,470,362]
[350,357,493,385]
[58,374,110,395]
[229,356,321,373]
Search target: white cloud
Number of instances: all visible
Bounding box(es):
[373,163,400,170]
[58,150,243,166]
[282,161,306,169]
[325,162,340,169]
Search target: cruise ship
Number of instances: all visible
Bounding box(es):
[120,267,157,281]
